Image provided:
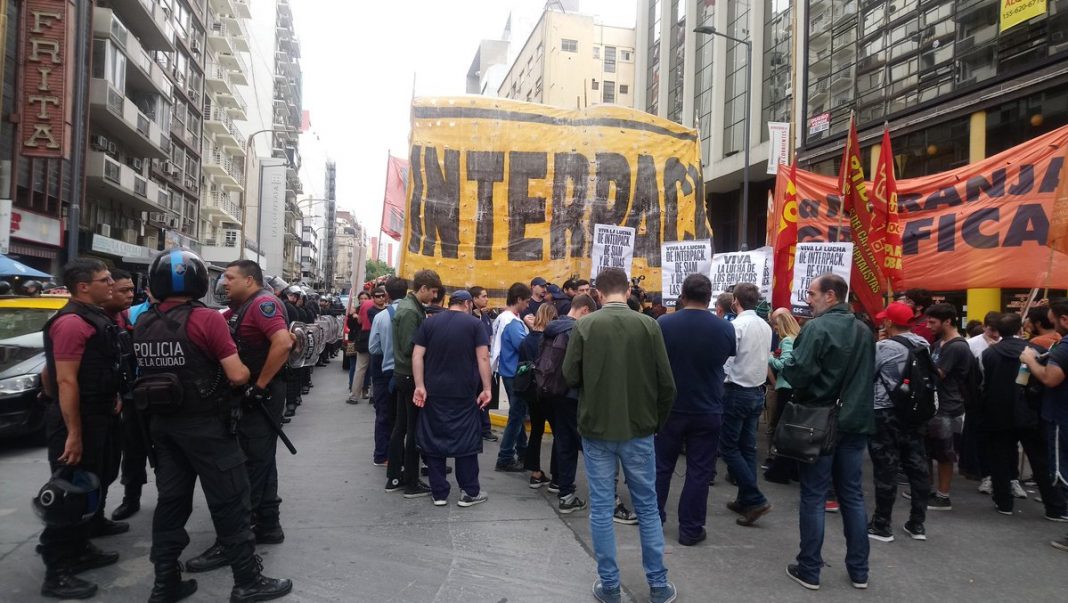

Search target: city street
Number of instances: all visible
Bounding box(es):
[2,364,1067,602]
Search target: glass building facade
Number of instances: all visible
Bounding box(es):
[646,0,662,114]
[722,1,751,155]
[762,0,793,140]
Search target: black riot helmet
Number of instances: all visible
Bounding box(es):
[148,249,210,300]
[214,277,230,306]
[265,275,289,295]
[22,279,43,296]
[0,281,11,295]
[32,467,101,528]
[284,285,305,304]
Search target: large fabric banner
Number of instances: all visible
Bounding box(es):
[400,97,707,298]
[771,125,1068,291]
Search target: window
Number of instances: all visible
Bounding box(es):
[604,46,617,73]
[593,46,600,59]
[603,80,616,104]
[620,84,629,95]
[622,50,632,61]
[561,39,578,53]
[591,79,599,90]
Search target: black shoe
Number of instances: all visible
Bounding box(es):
[736,502,772,526]
[529,473,551,489]
[678,528,707,546]
[495,461,525,472]
[149,565,198,603]
[482,431,499,442]
[230,552,293,603]
[385,478,404,493]
[903,520,927,541]
[403,481,432,499]
[184,542,229,574]
[62,542,119,575]
[280,416,292,424]
[111,496,141,521]
[547,482,560,494]
[867,522,894,543]
[41,573,97,599]
[255,525,285,545]
[726,500,746,516]
[301,387,310,395]
[88,517,130,538]
[786,564,819,591]
[283,406,295,418]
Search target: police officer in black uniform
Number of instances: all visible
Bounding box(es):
[38,259,124,599]
[282,285,305,409]
[186,260,294,572]
[265,276,300,421]
[135,249,292,602]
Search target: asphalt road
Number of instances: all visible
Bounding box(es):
[2,362,1067,602]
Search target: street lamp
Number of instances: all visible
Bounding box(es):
[694,25,752,251]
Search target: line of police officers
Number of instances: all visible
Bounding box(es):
[33,249,320,602]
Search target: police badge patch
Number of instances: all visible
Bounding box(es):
[259,301,277,317]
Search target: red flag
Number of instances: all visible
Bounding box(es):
[772,161,799,309]
[873,126,903,290]
[1050,139,1068,256]
[839,115,886,318]
[380,156,408,240]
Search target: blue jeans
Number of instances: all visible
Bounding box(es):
[583,435,668,590]
[796,432,870,584]
[721,384,767,507]
[496,376,528,465]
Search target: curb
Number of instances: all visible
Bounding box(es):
[488,410,553,435]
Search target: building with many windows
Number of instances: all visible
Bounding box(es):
[498,7,637,108]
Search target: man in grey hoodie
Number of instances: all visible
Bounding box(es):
[867,302,932,543]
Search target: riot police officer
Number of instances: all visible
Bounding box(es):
[134,249,291,602]
[186,260,294,572]
[38,259,124,599]
[265,276,300,421]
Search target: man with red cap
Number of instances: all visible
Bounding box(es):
[867,301,933,544]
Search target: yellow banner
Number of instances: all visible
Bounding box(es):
[1000,0,1046,32]
[399,97,708,299]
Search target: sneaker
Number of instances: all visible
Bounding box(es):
[529,473,550,489]
[346,396,360,405]
[928,494,952,511]
[650,582,678,603]
[726,500,746,516]
[1045,513,1068,523]
[558,494,587,514]
[978,476,993,494]
[482,431,499,442]
[825,500,840,513]
[736,502,772,527]
[786,564,819,590]
[995,504,1013,516]
[851,577,869,590]
[403,481,432,499]
[1011,480,1028,499]
[373,460,387,467]
[903,521,927,541]
[1052,536,1068,551]
[385,478,403,493]
[494,461,525,472]
[457,490,488,507]
[613,500,638,525]
[591,579,622,603]
[678,528,707,547]
[433,498,448,507]
[901,490,912,500]
[547,482,560,494]
[867,523,894,542]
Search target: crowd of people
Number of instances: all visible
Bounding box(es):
[27,246,1068,602]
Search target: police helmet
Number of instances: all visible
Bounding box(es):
[284,285,305,303]
[214,277,230,305]
[148,249,210,300]
[33,467,101,528]
[265,275,289,295]
[22,279,43,295]
[0,281,11,295]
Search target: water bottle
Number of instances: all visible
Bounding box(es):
[1015,363,1031,386]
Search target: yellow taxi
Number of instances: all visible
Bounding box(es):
[0,295,68,439]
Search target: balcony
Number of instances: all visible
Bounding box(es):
[208,18,237,55]
[93,8,171,97]
[88,79,169,160]
[203,145,244,189]
[205,61,235,96]
[203,103,245,151]
[233,0,252,19]
[107,0,174,51]
[202,188,242,224]
[221,14,250,52]
[86,151,166,213]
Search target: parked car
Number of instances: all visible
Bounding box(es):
[0,296,67,440]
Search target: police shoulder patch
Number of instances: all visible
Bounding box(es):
[259,300,277,318]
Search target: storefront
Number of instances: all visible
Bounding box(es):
[6,208,64,280]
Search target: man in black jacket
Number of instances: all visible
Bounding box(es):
[980,313,1067,520]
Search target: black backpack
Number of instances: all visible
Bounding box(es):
[880,336,939,424]
[535,330,571,398]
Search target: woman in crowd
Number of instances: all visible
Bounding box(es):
[764,308,801,484]
[521,303,559,488]
[347,290,372,395]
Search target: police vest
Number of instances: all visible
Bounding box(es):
[42,301,122,413]
[116,312,136,398]
[227,290,273,381]
[133,302,226,414]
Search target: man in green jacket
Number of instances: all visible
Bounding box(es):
[562,268,677,603]
[780,273,875,592]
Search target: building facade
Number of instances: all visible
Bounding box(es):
[498,8,637,109]
[333,209,356,293]
[273,0,301,281]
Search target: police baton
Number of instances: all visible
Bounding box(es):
[253,398,297,455]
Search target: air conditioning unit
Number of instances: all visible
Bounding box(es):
[107,141,118,155]
[91,135,110,151]
[191,41,201,55]
[131,158,144,171]
[188,88,198,101]
[97,224,111,237]
[167,217,179,228]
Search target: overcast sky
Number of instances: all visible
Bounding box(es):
[288,0,636,251]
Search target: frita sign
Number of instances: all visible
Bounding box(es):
[20,0,73,158]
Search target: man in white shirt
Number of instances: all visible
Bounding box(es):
[722,283,774,526]
[968,311,1002,360]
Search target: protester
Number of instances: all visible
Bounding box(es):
[469,286,498,442]
[492,283,532,472]
[721,283,774,526]
[1027,306,1062,350]
[655,274,735,546]
[867,302,932,543]
[1020,298,1068,551]
[347,290,374,403]
[562,267,677,603]
[521,303,558,488]
[540,294,597,513]
[778,274,874,590]
[980,312,1067,521]
[412,291,493,507]
[968,311,1002,359]
[523,277,547,319]
[964,311,1003,493]
[714,292,735,321]
[368,279,405,467]
[898,288,936,344]
[764,308,800,485]
[925,303,974,510]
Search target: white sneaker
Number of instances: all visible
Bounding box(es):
[1011,480,1028,499]
[977,476,992,495]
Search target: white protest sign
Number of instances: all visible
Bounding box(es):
[591,224,636,280]
[709,246,774,299]
[767,122,790,174]
[791,241,853,317]
[661,239,713,305]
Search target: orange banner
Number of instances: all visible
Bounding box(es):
[772,125,1068,291]
[873,127,904,289]
[772,161,799,309]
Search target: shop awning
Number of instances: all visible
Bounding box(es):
[0,254,52,278]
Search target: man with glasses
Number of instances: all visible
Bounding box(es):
[780,274,875,591]
[38,259,125,599]
[468,286,499,442]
